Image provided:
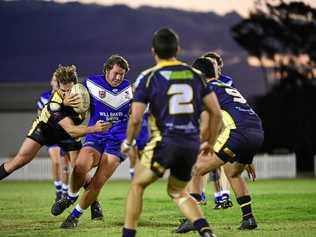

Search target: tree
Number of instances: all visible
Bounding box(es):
[232,0,316,172]
[231,0,316,87]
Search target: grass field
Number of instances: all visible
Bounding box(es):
[0,178,315,237]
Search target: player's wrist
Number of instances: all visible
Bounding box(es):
[122,139,136,149]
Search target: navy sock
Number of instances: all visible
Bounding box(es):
[193,218,212,236]
[0,163,10,180]
[122,227,136,237]
[190,193,202,202]
[237,195,253,219]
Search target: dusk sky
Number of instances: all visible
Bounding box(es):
[54,0,316,17]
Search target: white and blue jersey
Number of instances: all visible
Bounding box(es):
[37,90,52,111]
[219,74,235,87]
[83,74,132,161]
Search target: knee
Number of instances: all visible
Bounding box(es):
[73,160,90,177]
[167,185,182,200]
[224,166,242,179]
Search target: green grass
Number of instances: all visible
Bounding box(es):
[0,179,316,237]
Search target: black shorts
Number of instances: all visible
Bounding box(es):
[141,135,200,182]
[214,127,264,164]
[27,122,82,152]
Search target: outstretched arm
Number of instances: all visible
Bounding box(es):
[58,117,111,138]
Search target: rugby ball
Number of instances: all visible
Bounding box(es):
[70,83,90,113]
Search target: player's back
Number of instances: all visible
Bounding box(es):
[134,60,211,140]
[210,80,262,130]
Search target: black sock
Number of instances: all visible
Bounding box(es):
[193,218,213,236]
[122,227,136,237]
[190,193,202,202]
[0,163,10,180]
[237,195,253,219]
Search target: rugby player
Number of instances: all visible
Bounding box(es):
[51,55,133,229]
[187,53,233,209]
[174,56,264,233]
[37,75,70,201]
[120,28,222,237]
[0,65,109,183]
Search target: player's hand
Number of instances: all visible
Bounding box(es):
[199,141,213,156]
[245,164,256,181]
[93,120,112,132]
[63,93,81,107]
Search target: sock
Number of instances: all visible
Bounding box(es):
[62,183,69,195]
[237,195,253,220]
[193,218,212,236]
[129,168,135,179]
[54,181,62,194]
[122,227,136,237]
[67,191,79,202]
[201,192,206,202]
[190,193,202,202]
[221,190,230,200]
[0,163,10,180]
[70,204,84,218]
[214,192,222,203]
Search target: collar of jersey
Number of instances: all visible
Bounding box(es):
[156,59,182,68]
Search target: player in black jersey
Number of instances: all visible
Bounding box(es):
[0,65,109,181]
[120,28,222,237]
[174,56,264,233]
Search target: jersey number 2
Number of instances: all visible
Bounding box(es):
[167,84,194,114]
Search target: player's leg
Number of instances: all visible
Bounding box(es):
[61,153,121,228]
[169,175,215,237]
[60,150,70,198]
[122,161,159,237]
[0,138,42,180]
[210,169,223,209]
[51,146,97,216]
[224,162,257,230]
[48,146,63,201]
[187,175,205,204]
[219,166,233,208]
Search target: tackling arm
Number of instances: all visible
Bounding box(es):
[58,117,110,138]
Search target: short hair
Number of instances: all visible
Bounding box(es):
[152,28,179,59]
[54,64,78,85]
[103,54,129,74]
[192,57,218,79]
[202,52,223,68]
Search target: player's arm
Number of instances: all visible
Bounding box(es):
[58,117,111,138]
[202,92,223,151]
[121,102,146,152]
[199,110,210,143]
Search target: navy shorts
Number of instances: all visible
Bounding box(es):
[214,127,264,164]
[141,135,200,182]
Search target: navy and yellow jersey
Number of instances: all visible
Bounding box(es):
[28,91,84,141]
[209,79,262,130]
[134,59,214,138]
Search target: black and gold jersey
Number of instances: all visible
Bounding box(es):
[27,91,84,148]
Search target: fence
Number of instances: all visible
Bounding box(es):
[0,153,298,181]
